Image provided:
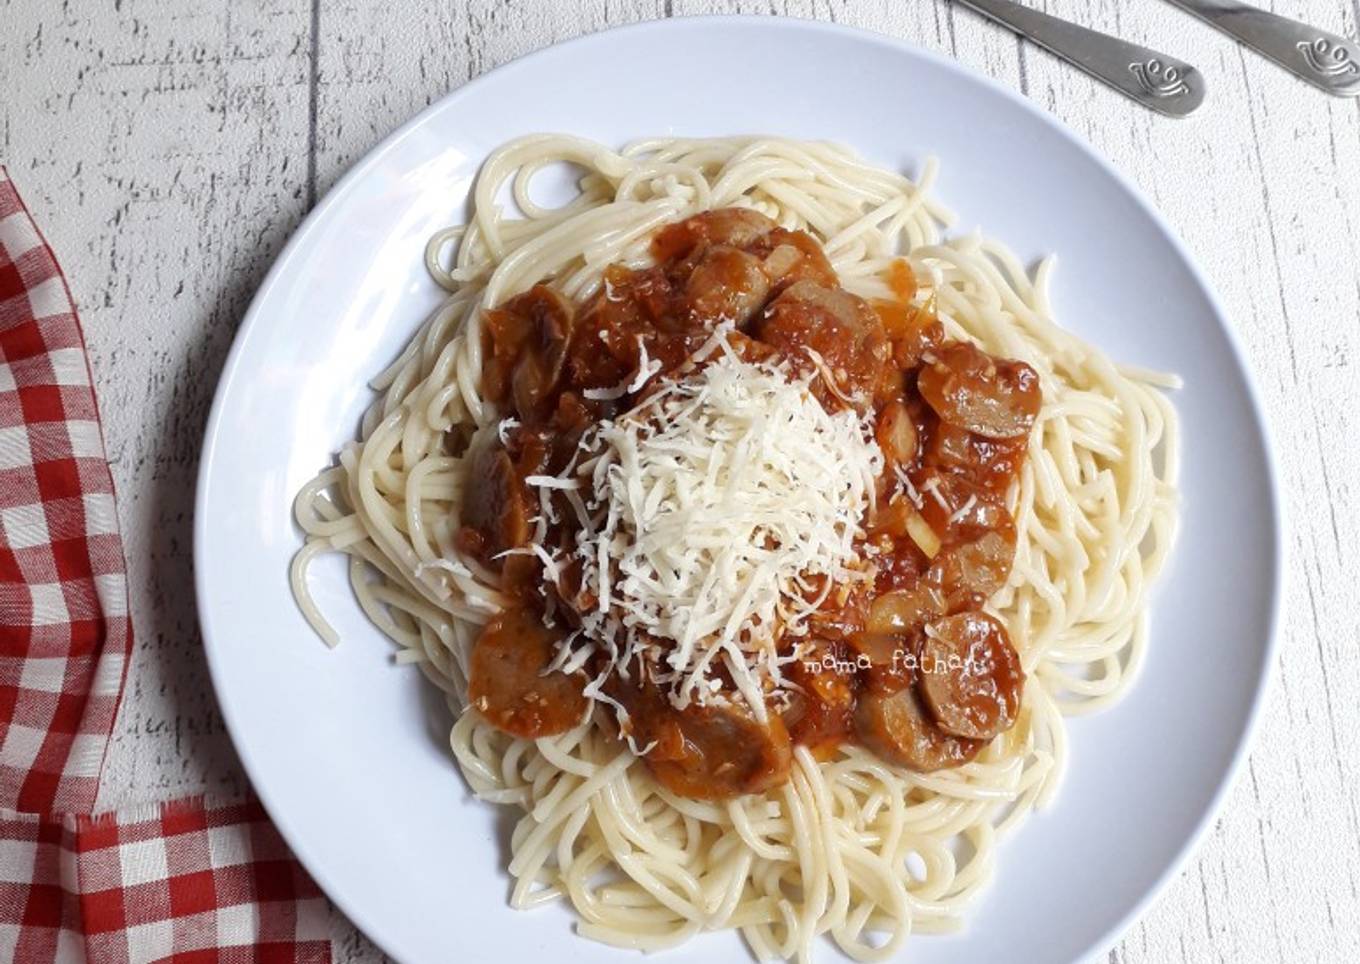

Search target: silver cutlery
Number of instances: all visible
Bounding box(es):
[953,0,1206,117]
[1163,0,1360,97]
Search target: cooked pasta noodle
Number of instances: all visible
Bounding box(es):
[290,134,1179,961]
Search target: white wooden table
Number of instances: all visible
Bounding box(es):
[4,1,1357,961]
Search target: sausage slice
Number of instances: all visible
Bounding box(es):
[468,608,589,739]
[853,679,983,772]
[918,612,1024,741]
[461,444,529,561]
[917,341,1041,440]
[758,280,890,403]
[684,245,770,326]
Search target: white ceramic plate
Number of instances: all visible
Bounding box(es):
[196,16,1281,964]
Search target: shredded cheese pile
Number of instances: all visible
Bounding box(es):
[536,332,883,723]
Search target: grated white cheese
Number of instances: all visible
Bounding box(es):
[524,475,582,491]
[921,475,951,512]
[802,346,859,407]
[894,464,924,509]
[554,332,882,723]
[583,336,664,402]
[414,557,472,579]
[494,543,563,585]
[947,494,978,526]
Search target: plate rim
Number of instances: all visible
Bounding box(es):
[193,14,1285,963]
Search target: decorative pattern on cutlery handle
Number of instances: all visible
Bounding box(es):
[1296,38,1358,80]
[1129,59,1193,98]
[954,0,1206,117]
[1165,0,1360,97]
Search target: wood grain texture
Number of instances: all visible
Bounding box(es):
[3,1,1358,961]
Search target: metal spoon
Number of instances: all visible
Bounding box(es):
[1163,0,1360,97]
[953,0,1206,117]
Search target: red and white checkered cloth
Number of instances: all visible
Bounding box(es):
[0,168,332,963]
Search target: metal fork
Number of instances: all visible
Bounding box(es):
[953,0,1207,117]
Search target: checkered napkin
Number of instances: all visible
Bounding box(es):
[0,168,332,962]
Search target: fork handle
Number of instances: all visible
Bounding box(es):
[954,0,1206,117]
[1165,0,1360,96]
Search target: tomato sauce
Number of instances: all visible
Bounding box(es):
[459,207,1041,797]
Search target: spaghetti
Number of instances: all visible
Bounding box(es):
[290,135,1179,960]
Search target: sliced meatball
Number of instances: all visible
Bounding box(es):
[918,612,1024,741]
[468,608,589,739]
[758,280,891,403]
[917,341,1041,440]
[685,245,771,326]
[853,679,982,772]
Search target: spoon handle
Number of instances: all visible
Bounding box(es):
[954,0,1207,117]
[1165,0,1360,96]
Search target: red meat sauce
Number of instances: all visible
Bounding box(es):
[456,208,1040,799]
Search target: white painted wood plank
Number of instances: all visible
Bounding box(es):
[0,0,314,804]
[4,2,1359,962]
